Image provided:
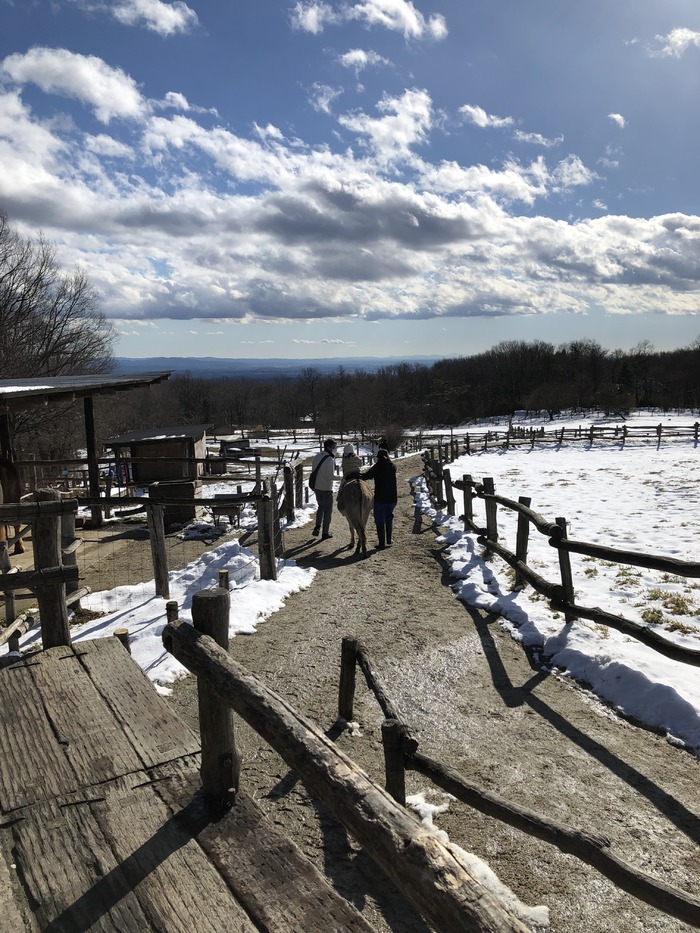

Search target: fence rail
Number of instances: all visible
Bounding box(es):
[337,637,700,928]
[421,452,700,669]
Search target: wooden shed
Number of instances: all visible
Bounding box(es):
[105,424,212,484]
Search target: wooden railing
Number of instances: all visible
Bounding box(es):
[421,452,700,669]
[337,637,700,928]
[162,589,530,933]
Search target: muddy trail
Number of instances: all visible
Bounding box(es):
[162,452,699,932]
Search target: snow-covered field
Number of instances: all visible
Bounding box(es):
[416,410,700,755]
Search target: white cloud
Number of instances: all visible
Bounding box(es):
[350,0,447,40]
[1,48,145,123]
[291,0,447,40]
[513,129,563,148]
[339,88,432,160]
[289,1,339,33]
[460,104,513,129]
[84,133,135,159]
[650,27,700,58]
[71,0,198,36]
[309,83,343,114]
[338,48,389,74]
[608,112,626,128]
[550,155,597,190]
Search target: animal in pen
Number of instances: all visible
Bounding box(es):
[0,458,24,553]
[337,478,373,557]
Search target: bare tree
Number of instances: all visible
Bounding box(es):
[0,211,116,450]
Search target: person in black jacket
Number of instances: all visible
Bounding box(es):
[361,448,397,550]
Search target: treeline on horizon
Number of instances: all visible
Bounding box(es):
[13,337,700,462]
[114,337,700,442]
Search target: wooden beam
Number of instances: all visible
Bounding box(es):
[162,619,529,933]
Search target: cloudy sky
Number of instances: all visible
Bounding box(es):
[2,0,700,360]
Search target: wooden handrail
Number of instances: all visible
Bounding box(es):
[162,619,529,933]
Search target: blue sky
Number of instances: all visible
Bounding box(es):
[1,0,700,360]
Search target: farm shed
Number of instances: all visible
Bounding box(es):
[106,424,213,524]
[105,424,211,484]
[0,372,172,524]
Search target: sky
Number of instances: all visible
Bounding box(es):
[1,1,700,361]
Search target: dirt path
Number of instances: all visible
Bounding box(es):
[166,453,700,932]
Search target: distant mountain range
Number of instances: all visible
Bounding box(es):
[114,355,442,379]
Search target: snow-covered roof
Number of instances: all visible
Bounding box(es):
[0,373,172,412]
[106,424,212,446]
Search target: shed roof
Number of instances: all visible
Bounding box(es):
[0,373,172,413]
[106,424,212,447]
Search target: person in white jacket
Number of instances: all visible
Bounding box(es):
[310,438,337,538]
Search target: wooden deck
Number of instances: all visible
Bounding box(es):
[0,637,375,932]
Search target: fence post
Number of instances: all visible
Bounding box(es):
[61,507,81,611]
[442,469,455,516]
[254,456,262,494]
[462,474,473,530]
[382,718,406,806]
[0,541,18,652]
[33,489,71,649]
[257,496,277,580]
[192,587,240,807]
[483,477,498,549]
[514,496,531,589]
[146,502,170,599]
[283,465,295,523]
[656,423,662,450]
[294,462,304,507]
[555,516,576,622]
[338,636,358,721]
[271,487,283,558]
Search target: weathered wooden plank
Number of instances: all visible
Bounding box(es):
[12,796,152,931]
[0,834,32,933]
[94,773,259,932]
[27,644,145,787]
[159,766,377,933]
[11,770,259,932]
[73,637,201,766]
[0,657,76,813]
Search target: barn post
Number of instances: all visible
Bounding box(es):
[33,488,71,648]
[514,496,531,589]
[192,587,240,807]
[83,395,103,527]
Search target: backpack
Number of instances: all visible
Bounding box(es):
[309,453,331,491]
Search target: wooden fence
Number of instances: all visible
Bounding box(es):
[0,490,86,654]
[415,420,700,461]
[162,590,531,933]
[337,637,700,928]
[421,451,700,670]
